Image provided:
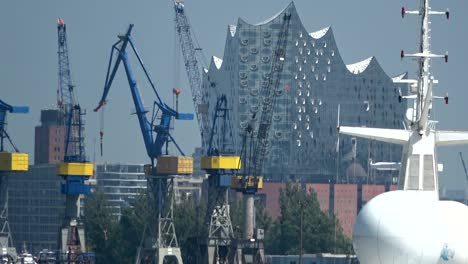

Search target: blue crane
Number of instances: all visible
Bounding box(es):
[206,95,235,157]
[0,99,28,263]
[55,18,95,263]
[0,99,28,153]
[94,24,193,164]
[94,24,193,264]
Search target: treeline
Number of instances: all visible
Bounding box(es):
[83,183,352,263]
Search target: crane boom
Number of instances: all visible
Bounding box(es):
[251,13,291,177]
[174,1,209,150]
[96,25,194,263]
[55,18,95,262]
[0,99,28,152]
[57,18,86,163]
[57,18,74,115]
[94,24,193,162]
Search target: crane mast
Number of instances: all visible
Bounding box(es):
[55,18,95,264]
[232,13,291,264]
[200,95,240,263]
[95,25,194,264]
[174,1,209,151]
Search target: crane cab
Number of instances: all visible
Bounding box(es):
[231,175,263,194]
[57,163,94,177]
[201,156,241,170]
[155,156,193,175]
[0,152,28,172]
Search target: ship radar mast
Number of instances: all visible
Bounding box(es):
[399,0,450,135]
[339,0,468,195]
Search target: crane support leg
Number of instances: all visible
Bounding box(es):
[244,194,254,241]
[137,174,183,264]
[0,174,17,264]
[199,174,237,264]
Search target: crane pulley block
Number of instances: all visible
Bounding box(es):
[0,152,28,172]
[156,156,193,175]
[201,156,241,170]
[231,175,263,193]
[57,162,94,177]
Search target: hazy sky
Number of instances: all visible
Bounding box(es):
[1,0,468,191]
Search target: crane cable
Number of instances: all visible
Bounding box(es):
[99,105,104,156]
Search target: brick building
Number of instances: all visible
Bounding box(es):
[259,182,395,237]
[34,109,65,164]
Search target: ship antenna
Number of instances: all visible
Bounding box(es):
[400,0,449,135]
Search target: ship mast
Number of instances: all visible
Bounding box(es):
[338,0,468,196]
[401,0,449,134]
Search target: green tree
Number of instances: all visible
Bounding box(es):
[117,191,153,263]
[173,194,206,263]
[83,188,120,263]
[265,183,352,255]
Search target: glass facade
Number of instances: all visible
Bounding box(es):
[202,3,405,182]
[95,164,147,220]
[8,164,65,254]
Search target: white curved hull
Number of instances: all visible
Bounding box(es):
[353,191,468,264]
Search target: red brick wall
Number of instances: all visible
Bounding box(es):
[334,184,358,237]
[258,182,285,219]
[260,182,396,238]
[362,184,385,204]
[307,183,330,212]
[34,125,65,164]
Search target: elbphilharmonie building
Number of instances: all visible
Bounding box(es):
[201,2,406,182]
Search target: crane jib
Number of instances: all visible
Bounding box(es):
[97,24,193,160]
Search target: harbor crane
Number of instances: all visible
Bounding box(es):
[200,95,240,263]
[173,1,210,151]
[55,18,95,263]
[0,99,28,264]
[231,12,291,263]
[94,24,194,264]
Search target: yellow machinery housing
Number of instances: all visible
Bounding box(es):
[201,156,241,170]
[57,163,94,177]
[231,175,263,190]
[0,152,28,171]
[156,156,193,175]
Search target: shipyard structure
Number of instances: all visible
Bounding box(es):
[201,2,406,182]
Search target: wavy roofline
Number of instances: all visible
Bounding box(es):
[309,27,331,39]
[212,56,223,69]
[252,2,294,26]
[392,72,408,82]
[228,24,237,37]
[346,56,374,74]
